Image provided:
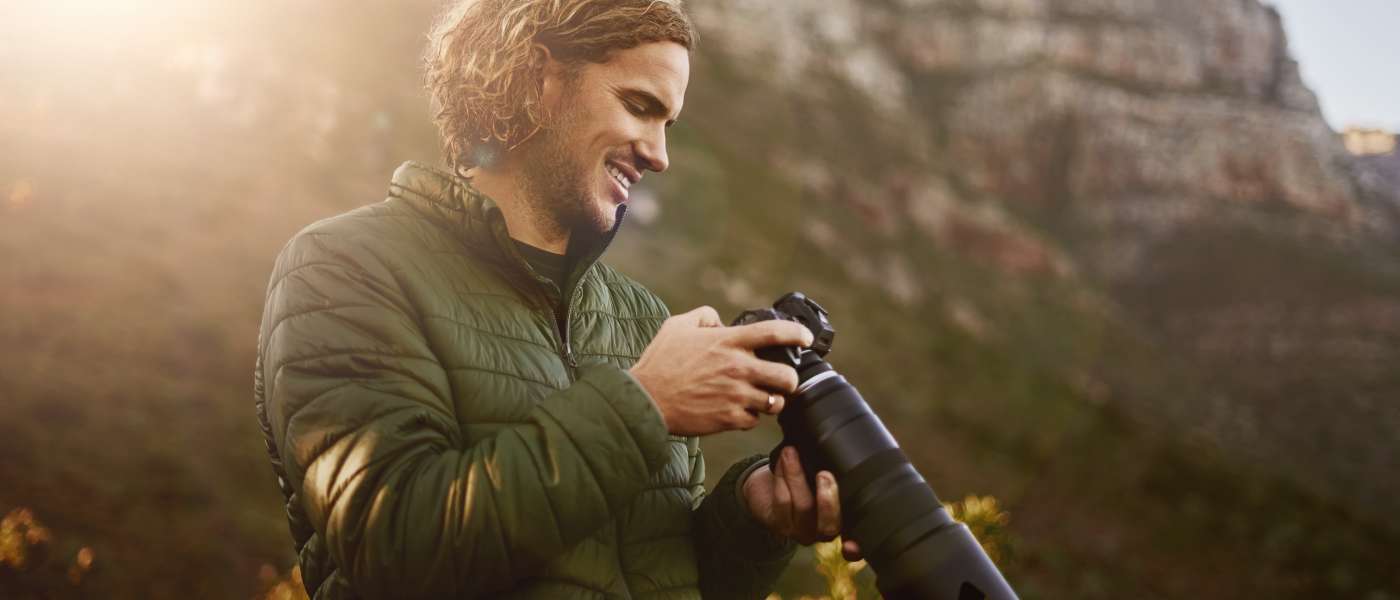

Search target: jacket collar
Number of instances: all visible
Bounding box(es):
[386,161,626,303]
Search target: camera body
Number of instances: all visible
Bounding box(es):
[733,292,1017,600]
[731,292,838,485]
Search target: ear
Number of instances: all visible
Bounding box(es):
[533,44,568,115]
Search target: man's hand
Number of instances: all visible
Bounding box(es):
[629,306,812,436]
[742,446,864,561]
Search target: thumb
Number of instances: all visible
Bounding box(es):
[842,539,863,562]
[679,305,724,328]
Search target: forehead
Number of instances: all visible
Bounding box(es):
[590,41,689,116]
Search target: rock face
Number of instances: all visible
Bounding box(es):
[1355,145,1400,204]
[681,0,1400,525]
[7,1,1398,596]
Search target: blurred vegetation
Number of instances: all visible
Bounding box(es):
[769,495,1012,600]
[2,1,1398,598]
[944,496,1014,567]
[255,566,310,600]
[0,507,96,598]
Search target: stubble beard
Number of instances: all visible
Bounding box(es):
[518,101,613,245]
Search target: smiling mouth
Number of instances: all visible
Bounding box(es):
[604,161,640,204]
[605,162,634,191]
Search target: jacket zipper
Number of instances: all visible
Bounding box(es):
[475,188,624,386]
[555,276,585,382]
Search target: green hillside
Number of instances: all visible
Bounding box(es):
[2,1,1398,598]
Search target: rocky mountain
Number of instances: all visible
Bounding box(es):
[1356,143,1400,197]
[3,0,1398,597]
[628,0,1400,533]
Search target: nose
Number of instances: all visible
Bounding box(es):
[634,125,669,173]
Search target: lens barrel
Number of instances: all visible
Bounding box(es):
[737,293,1017,600]
[784,356,1016,600]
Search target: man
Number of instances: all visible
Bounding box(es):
[254,1,856,598]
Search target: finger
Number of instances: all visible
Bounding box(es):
[679,305,723,327]
[781,447,815,536]
[694,306,723,327]
[727,320,813,350]
[842,539,863,562]
[742,357,800,395]
[771,452,794,536]
[729,406,760,430]
[815,471,841,540]
[741,385,785,415]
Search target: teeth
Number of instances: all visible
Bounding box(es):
[606,164,630,189]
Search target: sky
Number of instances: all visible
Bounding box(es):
[1267,0,1400,132]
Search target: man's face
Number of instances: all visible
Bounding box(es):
[518,41,689,237]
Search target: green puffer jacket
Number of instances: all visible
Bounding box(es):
[254,162,795,599]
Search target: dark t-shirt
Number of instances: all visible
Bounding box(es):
[514,240,569,293]
[514,240,572,332]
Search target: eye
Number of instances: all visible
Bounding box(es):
[624,99,646,115]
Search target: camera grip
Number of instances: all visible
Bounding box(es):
[769,411,825,490]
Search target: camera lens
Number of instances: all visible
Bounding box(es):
[783,358,1012,599]
[738,293,1017,600]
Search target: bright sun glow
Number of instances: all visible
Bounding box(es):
[7,1,210,58]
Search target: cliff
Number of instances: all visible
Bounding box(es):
[2,0,1399,597]
[649,0,1400,540]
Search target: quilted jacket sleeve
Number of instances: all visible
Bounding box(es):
[258,229,674,599]
[690,451,798,598]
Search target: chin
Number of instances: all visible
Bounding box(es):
[591,201,619,233]
[565,193,616,238]
[588,176,624,232]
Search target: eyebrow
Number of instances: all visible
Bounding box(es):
[620,87,680,127]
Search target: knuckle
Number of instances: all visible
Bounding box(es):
[723,411,742,429]
[793,495,814,513]
[712,415,733,433]
[781,367,800,392]
[737,382,760,402]
[729,408,756,430]
[723,380,748,402]
[784,462,806,483]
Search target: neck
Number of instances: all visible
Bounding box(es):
[467,162,570,254]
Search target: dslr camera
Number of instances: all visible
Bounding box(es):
[733,292,1017,600]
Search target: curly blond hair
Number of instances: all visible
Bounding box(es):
[425,0,696,173]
